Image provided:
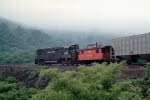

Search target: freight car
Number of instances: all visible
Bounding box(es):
[35,44,79,65]
[111,33,150,64]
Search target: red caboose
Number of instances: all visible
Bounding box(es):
[78,43,114,64]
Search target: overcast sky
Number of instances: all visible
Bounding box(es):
[0,0,150,34]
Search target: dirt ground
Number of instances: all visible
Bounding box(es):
[0,64,36,72]
[121,66,145,79]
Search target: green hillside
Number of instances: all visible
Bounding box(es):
[0,18,63,64]
[0,19,63,52]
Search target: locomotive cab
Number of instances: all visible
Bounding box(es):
[69,44,79,64]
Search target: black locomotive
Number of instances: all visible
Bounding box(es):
[35,44,79,65]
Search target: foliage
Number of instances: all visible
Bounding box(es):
[22,66,49,80]
[0,50,35,64]
[0,66,50,100]
[132,65,150,99]
[0,72,38,100]
[31,62,146,100]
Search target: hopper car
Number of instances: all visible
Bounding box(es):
[111,33,150,64]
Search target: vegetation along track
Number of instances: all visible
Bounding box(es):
[0,64,146,79]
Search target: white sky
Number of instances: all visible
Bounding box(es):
[0,0,150,34]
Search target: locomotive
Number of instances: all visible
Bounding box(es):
[35,44,79,65]
[35,43,116,65]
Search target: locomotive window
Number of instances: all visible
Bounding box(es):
[64,48,68,54]
[55,49,58,53]
[71,48,74,50]
[81,51,84,54]
[65,48,68,52]
[96,49,99,53]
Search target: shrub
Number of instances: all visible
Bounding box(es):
[31,62,144,100]
[0,71,38,100]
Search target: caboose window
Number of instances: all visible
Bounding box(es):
[81,51,84,54]
[64,48,68,54]
[96,49,99,53]
[55,49,58,53]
